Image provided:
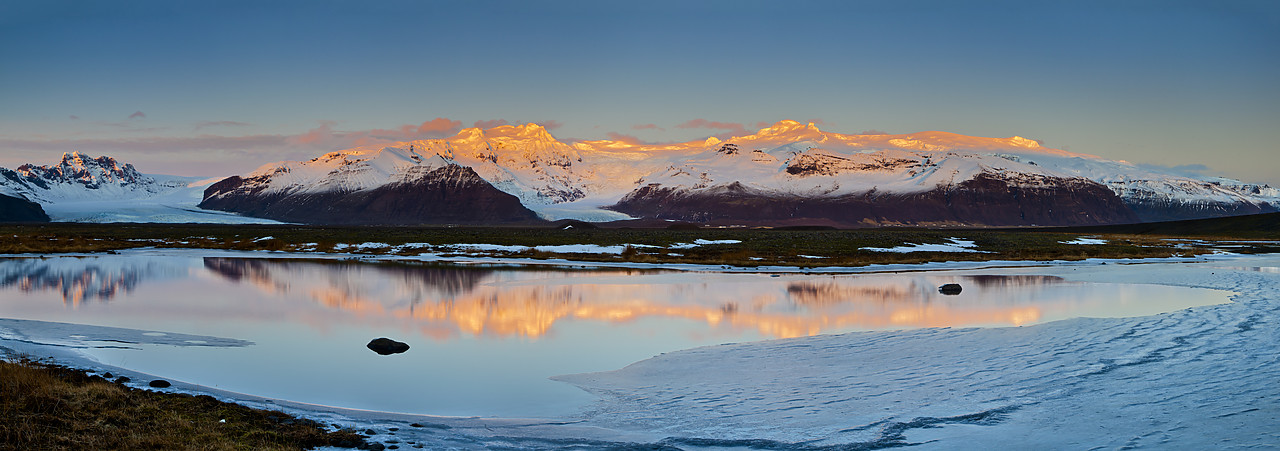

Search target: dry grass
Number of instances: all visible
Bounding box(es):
[0,223,1255,267]
[0,358,367,451]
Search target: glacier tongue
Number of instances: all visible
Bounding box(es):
[0,152,281,223]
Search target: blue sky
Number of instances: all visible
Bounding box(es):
[1,0,1277,184]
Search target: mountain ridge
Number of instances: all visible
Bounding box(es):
[5,121,1278,227]
[211,119,1274,226]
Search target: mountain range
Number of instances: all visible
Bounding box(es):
[4,120,1279,227]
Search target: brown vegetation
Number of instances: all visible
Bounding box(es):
[0,358,366,451]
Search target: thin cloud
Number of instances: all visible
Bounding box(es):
[0,117,487,176]
[473,119,511,129]
[291,118,464,149]
[128,111,146,120]
[677,119,744,130]
[859,130,891,135]
[69,115,79,120]
[0,134,290,154]
[1137,163,1213,178]
[195,120,251,130]
[537,119,564,130]
[605,132,644,144]
[805,118,827,126]
[632,123,663,131]
[413,117,463,135]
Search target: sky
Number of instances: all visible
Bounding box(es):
[1,0,1278,185]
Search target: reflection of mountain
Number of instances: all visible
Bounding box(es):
[200,258,1094,340]
[786,275,1067,306]
[0,257,178,305]
[202,258,493,298]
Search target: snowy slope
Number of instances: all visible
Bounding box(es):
[201,120,1279,223]
[0,152,279,223]
[618,121,1280,216]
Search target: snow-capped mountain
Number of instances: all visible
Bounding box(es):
[0,152,279,223]
[208,120,1277,226]
[602,121,1280,225]
[197,152,542,225]
[0,152,183,200]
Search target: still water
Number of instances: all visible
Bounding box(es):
[0,250,1229,418]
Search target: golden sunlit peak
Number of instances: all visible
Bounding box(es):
[1006,136,1042,148]
[704,136,722,146]
[757,120,814,136]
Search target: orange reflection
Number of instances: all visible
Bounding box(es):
[202,258,1063,340]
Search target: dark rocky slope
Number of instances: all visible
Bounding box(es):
[199,164,543,225]
[608,172,1139,227]
[0,193,50,222]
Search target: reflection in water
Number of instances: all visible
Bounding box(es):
[0,257,177,305]
[0,252,1233,418]
[196,258,1142,340]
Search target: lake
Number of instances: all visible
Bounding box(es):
[0,250,1230,418]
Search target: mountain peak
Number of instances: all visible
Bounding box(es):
[1007,136,1042,149]
[486,122,556,141]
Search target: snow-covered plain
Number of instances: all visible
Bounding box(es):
[1,251,1277,449]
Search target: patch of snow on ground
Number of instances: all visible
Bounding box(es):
[694,239,742,245]
[670,239,743,249]
[534,244,628,254]
[445,243,530,253]
[1061,237,1108,245]
[252,236,275,242]
[861,237,990,253]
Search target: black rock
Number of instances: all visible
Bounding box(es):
[364,429,377,435]
[148,379,171,388]
[367,338,410,355]
[938,284,963,295]
[115,376,131,384]
[102,372,113,379]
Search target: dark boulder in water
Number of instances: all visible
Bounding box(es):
[148,379,171,388]
[367,338,410,355]
[938,283,963,295]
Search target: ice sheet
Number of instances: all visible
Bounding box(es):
[554,255,1280,448]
